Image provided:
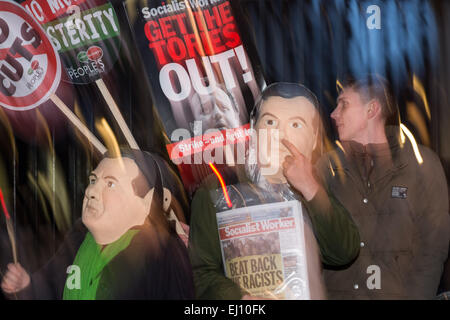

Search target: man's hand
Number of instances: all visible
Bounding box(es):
[281,139,319,201]
[1,263,30,294]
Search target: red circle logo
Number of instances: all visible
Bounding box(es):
[87,46,103,61]
[0,0,61,111]
[31,60,39,70]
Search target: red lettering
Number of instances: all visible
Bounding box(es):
[166,37,186,61]
[149,40,168,65]
[160,16,176,38]
[145,3,241,64]
[223,22,241,48]
[206,28,226,54]
[193,11,208,32]
[144,21,162,42]
[184,33,204,58]
[204,6,222,30]
[173,13,188,35]
[219,2,234,24]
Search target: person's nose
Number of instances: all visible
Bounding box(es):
[85,181,101,200]
[331,106,339,121]
[278,122,287,140]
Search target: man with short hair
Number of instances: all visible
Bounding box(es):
[284,75,450,299]
[1,150,194,299]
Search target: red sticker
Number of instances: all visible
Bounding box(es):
[31,59,38,70]
[87,46,103,61]
[0,0,61,111]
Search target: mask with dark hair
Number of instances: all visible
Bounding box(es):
[82,149,167,245]
[147,153,190,221]
[250,82,320,125]
[246,82,324,185]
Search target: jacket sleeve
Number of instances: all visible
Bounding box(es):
[15,260,59,300]
[406,150,450,299]
[160,233,195,299]
[188,188,245,300]
[303,157,361,267]
[14,220,85,300]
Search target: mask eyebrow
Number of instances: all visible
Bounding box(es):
[289,116,307,126]
[103,176,118,182]
[260,112,279,119]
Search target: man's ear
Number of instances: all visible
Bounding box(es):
[143,188,155,216]
[367,100,382,119]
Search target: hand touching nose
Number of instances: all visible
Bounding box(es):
[281,139,319,201]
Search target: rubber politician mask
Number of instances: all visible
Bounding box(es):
[255,95,318,184]
[82,157,154,245]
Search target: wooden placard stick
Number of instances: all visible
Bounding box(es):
[95,79,140,150]
[0,188,17,264]
[50,94,107,155]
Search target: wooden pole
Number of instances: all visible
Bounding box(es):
[50,94,107,155]
[6,219,17,264]
[0,188,17,264]
[95,79,140,150]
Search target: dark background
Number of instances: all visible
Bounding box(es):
[1,0,449,299]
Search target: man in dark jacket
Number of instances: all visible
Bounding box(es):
[1,150,194,299]
[189,83,361,300]
[284,75,450,299]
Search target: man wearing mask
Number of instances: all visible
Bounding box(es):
[1,150,194,299]
[188,82,361,300]
[283,75,450,299]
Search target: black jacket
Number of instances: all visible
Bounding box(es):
[15,219,194,300]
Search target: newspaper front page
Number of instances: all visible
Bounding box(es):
[216,200,310,299]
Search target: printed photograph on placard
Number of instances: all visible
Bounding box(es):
[123,0,266,193]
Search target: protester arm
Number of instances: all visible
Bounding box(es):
[188,188,245,299]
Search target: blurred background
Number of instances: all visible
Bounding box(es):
[1,0,449,299]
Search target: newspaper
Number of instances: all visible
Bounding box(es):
[216,200,310,300]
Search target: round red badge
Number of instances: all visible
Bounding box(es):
[87,46,103,61]
[0,0,61,111]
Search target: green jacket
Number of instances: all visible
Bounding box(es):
[188,173,360,299]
